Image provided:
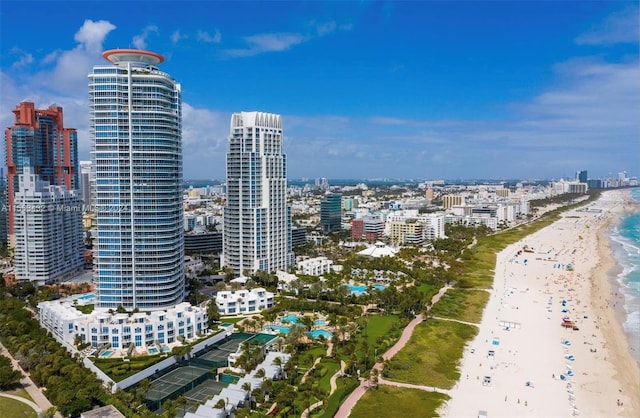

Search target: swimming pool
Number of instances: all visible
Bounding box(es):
[346,284,367,293]
[263,325,291,334]
[148,347,159,354]
[308,329,333,340]
[314,320,327,326]
[345,283,387,294]
[100,350,113,358]
[78,293,96,301]
[161,346,170,353]
[280,314,300,324]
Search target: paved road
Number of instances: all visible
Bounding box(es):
[0,342,62,417]
[0,392,42,414]
[334,285,451,418]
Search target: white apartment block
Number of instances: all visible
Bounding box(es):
[215,287,274,315]
[14,167,84,286]
[38,299,208,350]
[222,112,294,275]
[296,256,334,276]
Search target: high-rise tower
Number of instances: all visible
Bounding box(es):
[223,112,294,275]
[89,49,184,310]
[4,102,79,239]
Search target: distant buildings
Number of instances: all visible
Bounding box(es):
[442,194,465,209]
[320,193,342,234]
[222,112,294,275]
[291,226,307,247]
[13,167,84,285]
[184,230,222,254]
[80,161,92,209]
[90,49,184,310]
[5,101,79,241]
[351,215,384,241]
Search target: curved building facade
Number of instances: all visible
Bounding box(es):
[89,49,184,310]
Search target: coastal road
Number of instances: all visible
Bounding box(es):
[334,285,451,418]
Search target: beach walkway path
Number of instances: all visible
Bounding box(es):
[334,285,451,418]
[0,341,62,418]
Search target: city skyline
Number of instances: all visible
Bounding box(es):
[1,1,638,180]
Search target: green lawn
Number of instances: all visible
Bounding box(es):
[312,376,360,418]
[316,359,341,394]
[383,319,478,389]
[5,387,34,402]
[429,289,490,323]
[360,314,400,347]
[350,385,449,418]
[417,283,439,301]
[0,396,37,418]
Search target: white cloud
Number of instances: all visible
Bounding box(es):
[74,19,117,52]
[197,29,221,44]
[132,25,159,49]
[221,20,350,58]
[9,47,33,69]
[171,30,185,44]
[575,6,639,45]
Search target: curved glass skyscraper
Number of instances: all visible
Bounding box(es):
[89,49,184,310]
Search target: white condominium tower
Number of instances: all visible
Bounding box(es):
[13,166,84,286]
[223,112,294,275]
[89,49,184,310]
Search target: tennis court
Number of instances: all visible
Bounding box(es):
[198,339,244,363]
[184,380,226,403]
[146,365,210,402]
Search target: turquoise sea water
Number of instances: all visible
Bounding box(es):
[609,188,640,362]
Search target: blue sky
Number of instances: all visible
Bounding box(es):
[1,1,638,180]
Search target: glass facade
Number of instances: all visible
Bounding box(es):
[89,50,184,310]
[320,193,342,234]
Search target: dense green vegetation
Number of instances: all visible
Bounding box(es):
[313,376,360,418]
[0,296,159,417]
[384,319,478,389]
[0,354,23,389]
[350,385,449,418]
[429,289,489,323]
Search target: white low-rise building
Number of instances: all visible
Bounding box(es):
[296,256,333,276]
[38,297,208,350]
[215,287,274,315]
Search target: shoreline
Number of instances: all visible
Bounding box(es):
[593,191,640,416]
[605,197,640,368]
[444,190,640,417]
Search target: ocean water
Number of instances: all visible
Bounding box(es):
[608,188,640,363]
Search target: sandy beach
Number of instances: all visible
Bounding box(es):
[445,190,640,418]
